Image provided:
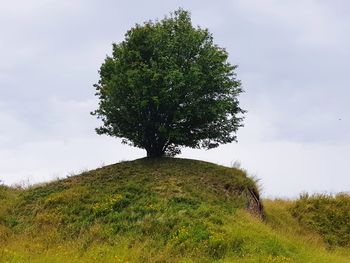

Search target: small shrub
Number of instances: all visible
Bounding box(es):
[292,193,350,247]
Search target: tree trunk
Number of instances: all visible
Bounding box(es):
[146,144,165,158]
[146,149,164,158]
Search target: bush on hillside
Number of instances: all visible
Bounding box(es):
[291,193,350,247]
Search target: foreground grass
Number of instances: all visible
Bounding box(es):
[1,158,349,262]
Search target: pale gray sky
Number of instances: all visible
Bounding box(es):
[0,0,349,197]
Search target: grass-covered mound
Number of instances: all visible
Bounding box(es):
[0,158,350,262]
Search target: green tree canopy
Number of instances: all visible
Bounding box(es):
[92,9,245,157]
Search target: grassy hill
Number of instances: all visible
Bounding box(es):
[0,158,349,262]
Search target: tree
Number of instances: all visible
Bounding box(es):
[92,9,245,157]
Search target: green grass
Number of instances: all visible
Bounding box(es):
[0,157,349,262]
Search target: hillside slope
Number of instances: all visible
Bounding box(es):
[0,158,349,262]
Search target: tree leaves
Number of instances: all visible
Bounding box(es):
[92,8,245,157]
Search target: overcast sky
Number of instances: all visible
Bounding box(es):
[0,0,349,197]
